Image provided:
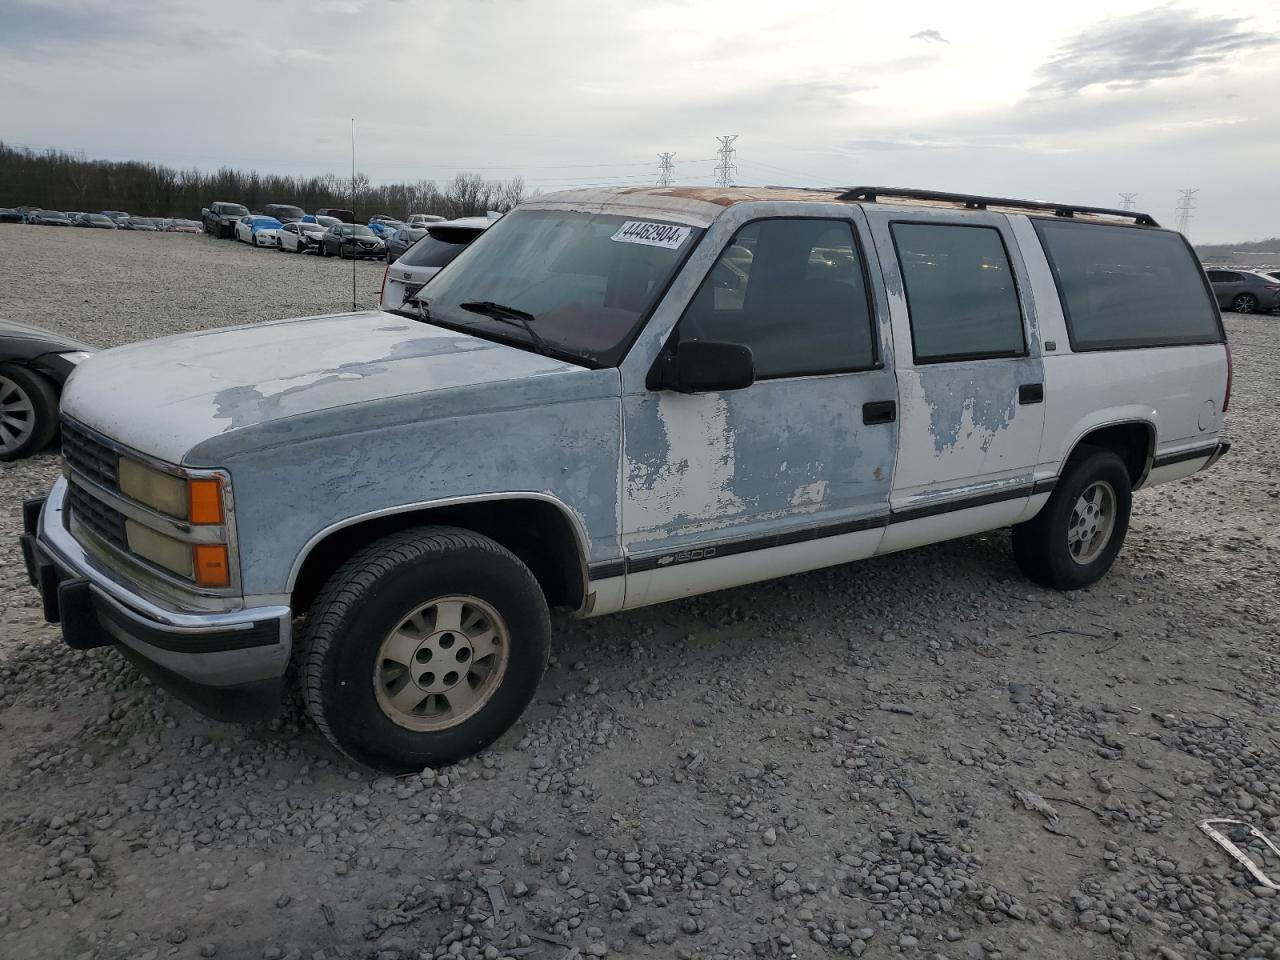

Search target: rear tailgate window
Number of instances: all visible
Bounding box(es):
[401,227,481,269]
[1033,219,1223,351]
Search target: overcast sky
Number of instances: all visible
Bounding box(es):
[3,0,1277,241]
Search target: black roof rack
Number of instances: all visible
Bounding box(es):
[836,186,1159,227]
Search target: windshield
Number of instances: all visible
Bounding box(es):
[336,224,375,237]
[300,222,325,234]
[416,209,700,366]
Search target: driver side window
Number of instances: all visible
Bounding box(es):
[677,218,877,379]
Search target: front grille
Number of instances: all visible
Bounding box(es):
[66,482,128,551]
[62,420,118,491]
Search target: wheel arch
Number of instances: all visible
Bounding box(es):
[287,493,591,618]
[1058,418,1156,490]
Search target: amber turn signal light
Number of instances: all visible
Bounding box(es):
[192,544,231,588]
[188,478,224,525]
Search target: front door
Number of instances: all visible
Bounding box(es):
[862,208,1047,554]
[619,209,898,608]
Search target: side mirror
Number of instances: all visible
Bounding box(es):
[653,339,755,394]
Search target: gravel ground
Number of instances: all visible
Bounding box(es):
[1,224,1278,960]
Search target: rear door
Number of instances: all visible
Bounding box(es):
[863,207,1047,553]
[1205,270,1242,309]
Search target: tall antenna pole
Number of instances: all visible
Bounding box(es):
[714,135,738,187]
[351,118,357,311]
[1118,192,1137,211]
[656,151,676,187]
[1174,188,1198,237]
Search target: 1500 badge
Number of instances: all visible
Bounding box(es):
[656,547,717,566]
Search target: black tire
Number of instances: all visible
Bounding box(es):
[0,363,59,462]
[1012,447,1132,590]
[302,526,551,772]
[1231,293,1258,315]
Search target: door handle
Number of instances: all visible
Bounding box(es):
[1019,383,1044,405]
[862,400,896,425]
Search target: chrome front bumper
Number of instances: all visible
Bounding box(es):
[20,478,292,721]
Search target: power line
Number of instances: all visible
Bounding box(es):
[656,152,675,187]
[1174,188,1198,237]
[1118,192,1137,211]
[714,135,739,187]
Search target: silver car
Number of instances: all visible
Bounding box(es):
[1205,268,1280,314]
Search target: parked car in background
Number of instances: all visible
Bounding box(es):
[407,213,445,226]
[368,219,403,242]
[315,207,355,224]
[302,214,341,229]
[101,209,129,222]
[235,215,284,247]
[1262,268,1280,283]
[0,320,93,461]
[319,223,384,259]
[26,209,74,226]
[277,220,326,253]
[1205,268,1280,314]
[65,212,86,223]
[263,203,305,224]
[167,219,203,234]
[384,224,428,262]
[0,208,23,223]
[204,201,250,239]
[122,217,159,231]
[77,214,118,229]
[379,216,492,310]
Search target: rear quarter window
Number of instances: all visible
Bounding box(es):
[1033,220,1222,351]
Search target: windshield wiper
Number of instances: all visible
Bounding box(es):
[458,301,551,356]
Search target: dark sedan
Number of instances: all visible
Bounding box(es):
[0,208,23,223]
[77,213,119,229]
[1,321,94,460]
[319,223,385,259]
[26,209,74,226]
[384,224,429,262]
[1206,268,1280,315]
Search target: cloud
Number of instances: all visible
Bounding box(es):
[909,29,948,44]
[1032,4,1279,97]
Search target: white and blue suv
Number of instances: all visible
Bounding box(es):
[21,185,1231,771]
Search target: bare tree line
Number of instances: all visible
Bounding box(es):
[0,143,530,220]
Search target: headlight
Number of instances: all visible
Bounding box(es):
[118,458,187,516]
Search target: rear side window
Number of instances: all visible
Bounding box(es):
[1034,220,1222,350]
[891,222,1026,363]
[1206,270,1242,283]
[678,218,877,378]
[402,228,479,268]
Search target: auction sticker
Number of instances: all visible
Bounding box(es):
[610,220,692,249]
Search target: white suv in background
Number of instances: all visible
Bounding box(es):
[379,216,495,311]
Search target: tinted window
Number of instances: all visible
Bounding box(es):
[402,228,480,268]
[892,223,1025,362]
[1206,270,1242,283]
[1035,220,1222,350]
[678,219,875,378]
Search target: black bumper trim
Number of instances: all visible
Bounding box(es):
[1152,442,1221,469]
[114,645,283,723]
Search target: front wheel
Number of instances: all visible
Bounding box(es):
[1012,448,1132,590]
[1231,293,1258,315]
[0,364,59,462]
[302,526,551,772]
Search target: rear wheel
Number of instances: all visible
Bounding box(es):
[1012,447,1132,590]
[302,526,551,771]
[0,364,59,462]
[1231,293,1258,314]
